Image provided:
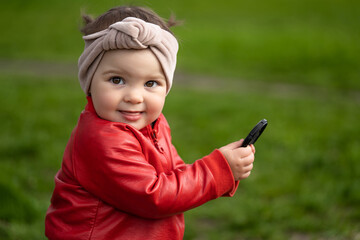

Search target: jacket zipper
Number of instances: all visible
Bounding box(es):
[150,129,164,153]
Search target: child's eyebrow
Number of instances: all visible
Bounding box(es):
[147,74,166,80]
[102,67,165,80]
[101,67,127,76]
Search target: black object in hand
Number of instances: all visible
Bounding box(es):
[241,119,268,147]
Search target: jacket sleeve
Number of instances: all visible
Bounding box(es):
[73,121,237,219]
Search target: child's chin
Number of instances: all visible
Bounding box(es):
[127,122,146,130]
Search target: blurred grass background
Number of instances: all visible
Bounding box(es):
[0,0,359,239]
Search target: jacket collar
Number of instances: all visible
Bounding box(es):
[85,96,96,113]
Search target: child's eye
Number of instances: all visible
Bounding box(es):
[110,77,125,85]
[144,81,158,88]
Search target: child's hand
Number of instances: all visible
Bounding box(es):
[219,140,255,181]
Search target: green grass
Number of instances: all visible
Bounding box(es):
[1,0,359,89]
[0,75,359,239]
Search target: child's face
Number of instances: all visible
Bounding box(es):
[90,49,167,130]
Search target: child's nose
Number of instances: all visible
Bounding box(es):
[124,88,144,104]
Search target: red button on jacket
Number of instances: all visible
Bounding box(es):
[45,97,238,240]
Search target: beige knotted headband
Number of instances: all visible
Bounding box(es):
[78,17,179,94]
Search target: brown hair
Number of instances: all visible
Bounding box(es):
[80,6,178,36]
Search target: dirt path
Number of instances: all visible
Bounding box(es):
[1,59,359,103]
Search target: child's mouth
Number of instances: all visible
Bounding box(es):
[119,111,143,121]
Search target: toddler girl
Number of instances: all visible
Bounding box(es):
[45,6,255,240]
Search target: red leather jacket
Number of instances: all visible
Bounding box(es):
[45,97,238,240]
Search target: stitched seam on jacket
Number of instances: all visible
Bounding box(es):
[71,123,80,181]
[88,199,101,240]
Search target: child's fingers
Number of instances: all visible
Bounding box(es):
[241,162,254,177]
[237,139,244,147]
[239,171,252,180]
[243,163,254,172]
[220,139,244,151]
[233,145,253,157]
[241,154,255,166]
[230,139,244,149]
[250,144,256,154]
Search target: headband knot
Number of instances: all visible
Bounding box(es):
[78,17,178,94]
